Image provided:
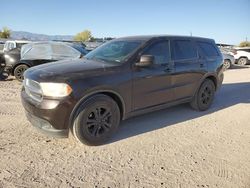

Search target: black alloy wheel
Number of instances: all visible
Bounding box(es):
[190,79,215,111]
[73,95,120,145]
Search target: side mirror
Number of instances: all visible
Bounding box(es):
[135,55,154,67]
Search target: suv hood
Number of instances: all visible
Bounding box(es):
[24,58,116,82]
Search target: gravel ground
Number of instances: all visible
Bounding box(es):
[0,66,250,188]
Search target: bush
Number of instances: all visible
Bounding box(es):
[239,41,250,47]
[0,27,11,39]
[74,30,92,42]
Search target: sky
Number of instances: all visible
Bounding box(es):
[1,0,250,44]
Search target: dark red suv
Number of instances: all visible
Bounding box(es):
[21,35,224,145]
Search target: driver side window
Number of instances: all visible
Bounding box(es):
[143,40,170,65]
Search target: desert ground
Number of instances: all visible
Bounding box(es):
[0,66,250,188]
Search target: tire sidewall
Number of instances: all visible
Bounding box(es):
[14,64,28,81]
[197,80,215,111]
[238,58,247,66]
[223,60,231,69]
[73,95,120,145]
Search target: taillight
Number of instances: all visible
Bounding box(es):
[232,49,237,55]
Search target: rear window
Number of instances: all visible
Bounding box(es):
[198,42,219,57]
[172,40,197,60]
[237,49,250,53]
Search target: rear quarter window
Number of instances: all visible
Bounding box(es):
[198,42,219,57]
[171,40,197,60]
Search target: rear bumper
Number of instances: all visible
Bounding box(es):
[217,72,224,90]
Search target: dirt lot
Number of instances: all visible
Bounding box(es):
[0,66,250,188]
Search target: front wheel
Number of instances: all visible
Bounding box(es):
[14,64,29,81]
[190,79,215,111]
[72,95,120,145]
[223,59,231,70]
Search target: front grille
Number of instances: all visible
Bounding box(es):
[24,78,43,102]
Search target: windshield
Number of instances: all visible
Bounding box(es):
[85,40,143,63]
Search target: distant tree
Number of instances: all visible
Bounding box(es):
[0,27,11,38]
[74,30,92,42]
[239,41,250,47]
[104,37,115,41]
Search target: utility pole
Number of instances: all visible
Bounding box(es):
[190,31,192,37]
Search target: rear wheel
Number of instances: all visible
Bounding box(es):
[72,95,120,145]
[238,57,248,66]
[14,64,29,81]
[190,79,215,111]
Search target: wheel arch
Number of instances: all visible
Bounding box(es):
[238,56,248,59]
[206,75,217,90]
[224,58,231,62]
[193,74,218,97]
[69,90,125,129]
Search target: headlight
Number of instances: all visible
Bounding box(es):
[4,54,15,63]
[4,54,9,59]
[40,83,72,97]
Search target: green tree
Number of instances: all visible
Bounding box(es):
[74,30,92,42]
[239,41,250,47]
[0,27,11,39]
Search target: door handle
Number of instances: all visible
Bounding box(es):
[164,68,171,72]
[200,63,204,68]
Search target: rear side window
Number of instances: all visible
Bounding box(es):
[198,42,219,57]
[51,44,80,59]
[172,40,197,60]
[238,49,250,53]
[143,40,170,64]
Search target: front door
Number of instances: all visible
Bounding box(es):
[132,39,174,110]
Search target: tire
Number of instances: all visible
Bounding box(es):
[190,79,215,111]
[0,71,9,80]
[238,57,248,66]
[223,59,231,70]
[72,95,120,145]
[14,64,29,81]
[0,62,9,80]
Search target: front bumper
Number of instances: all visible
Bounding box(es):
[25,110,68,138]
[21,88,76,138]
[217,72,224,90]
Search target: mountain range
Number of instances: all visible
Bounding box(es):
[10,31,74,41]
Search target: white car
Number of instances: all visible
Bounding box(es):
[233,47,250,65]
[3,40,30,53]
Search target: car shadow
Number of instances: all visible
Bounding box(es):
[109,82,250,144]
[230,64,250,69]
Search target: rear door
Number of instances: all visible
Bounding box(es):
[171,38,205,100]
[132,39,174,110]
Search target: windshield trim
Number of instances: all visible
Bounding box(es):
[84,39,146,64]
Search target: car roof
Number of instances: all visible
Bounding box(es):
[5,40,30,43]
[116,35,214,42]
[235,47,250,50]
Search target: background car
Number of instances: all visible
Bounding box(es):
[8,41,88,81]
[233,47,250,65]
[2,40,31,79]
[0,41,6,78]
[3,40,30,53]
[221,50,235,69]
